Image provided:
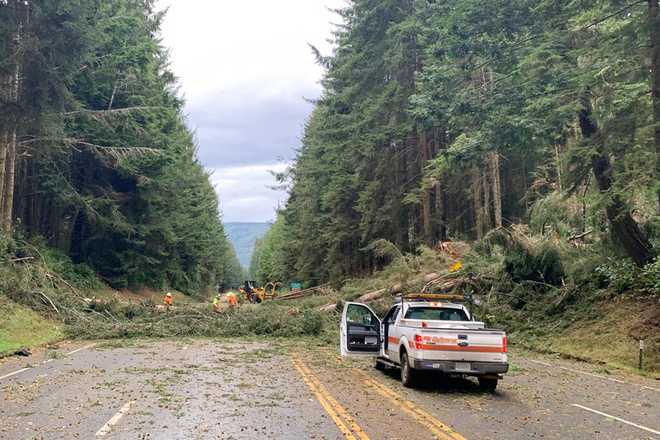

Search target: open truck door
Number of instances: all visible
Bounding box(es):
[340,302,381,357]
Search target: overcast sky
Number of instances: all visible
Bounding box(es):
[157,0,344,222]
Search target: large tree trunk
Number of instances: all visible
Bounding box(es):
[650,0,660,212]
[435,182,447,241]
[419,128,432,244]
[482,167,491,229]
[0,53,12,222]
[579,105,655,267]
[0,131,7,214]
[488,151,503,228]
[2,130,16,233]
[1,0,23,234]
[473,167,484,239]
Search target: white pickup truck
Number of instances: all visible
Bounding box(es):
[340,294,508,390]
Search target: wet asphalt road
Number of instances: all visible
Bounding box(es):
[0,339,658,439]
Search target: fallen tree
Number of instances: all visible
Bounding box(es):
[274,283,332,301]
[318,272,441,313]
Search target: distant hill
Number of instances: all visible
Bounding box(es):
[224,222,272,269]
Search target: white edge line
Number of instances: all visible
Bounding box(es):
[560,366,625,383]
[67,343,97,356]
[572,404,660,436]
[95,400,135,437]
[643,385,660,392]
[0,368,30,381]
[0,343,96,382]
[528,359,552,367]
[530,359,658,393]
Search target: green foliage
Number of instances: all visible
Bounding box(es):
[0,0,242,294]
[249,216,291,284]
[595,259,660,295]
[643,260,660,292]
[24,239,102,291]
[67,303,327,340]
[482,227,565,286]
[529,193,583,237]
[504,243,565,286]
[265,0,658,285]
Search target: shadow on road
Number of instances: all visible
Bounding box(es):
[379,366,508,397]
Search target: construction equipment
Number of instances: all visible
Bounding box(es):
[240,280,275,303]
[238,281,282,303]
[264,282,281,300]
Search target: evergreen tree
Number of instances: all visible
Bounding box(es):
[0,0,243,293]
[255,0,658,284]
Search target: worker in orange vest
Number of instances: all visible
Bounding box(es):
[226,291,238,307]
[163,292,173,310]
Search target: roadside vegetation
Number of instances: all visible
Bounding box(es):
[0,297,62,356]
[0,237,330,347]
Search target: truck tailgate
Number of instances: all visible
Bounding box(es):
[411,327,507,363]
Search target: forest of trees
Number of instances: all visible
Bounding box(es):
[0,0,242,293]
[252,0,659,286]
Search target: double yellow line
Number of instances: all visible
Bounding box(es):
[293,352,467,440]
[355,370,467,440]
[291,354,370,440]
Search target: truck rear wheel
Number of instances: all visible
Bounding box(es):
[478,377,498,392]
[400,352,417,388]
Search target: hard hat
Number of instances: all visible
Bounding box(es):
[166,292,172,297]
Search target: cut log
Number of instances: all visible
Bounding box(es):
[274,283,331,301]
[318,272,441,313]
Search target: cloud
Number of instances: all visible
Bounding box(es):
[187,88,314,169]
[157,0,345,221]
[211,163,289,223]
[158,0,342,100]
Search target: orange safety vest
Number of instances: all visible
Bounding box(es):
[227,293,237,306]
[164,296,173,306]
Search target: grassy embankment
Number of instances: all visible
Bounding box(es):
[521,298,659,376]
[0,297,63,356]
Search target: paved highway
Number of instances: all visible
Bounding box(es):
[0,340,658,439]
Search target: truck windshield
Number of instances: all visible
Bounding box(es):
[404,307,468,321]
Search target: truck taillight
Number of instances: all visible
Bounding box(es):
[414,334,423,350]
[502,336,508,353]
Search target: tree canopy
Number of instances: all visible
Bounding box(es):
[252,0,659,285]
[0,0,242,293]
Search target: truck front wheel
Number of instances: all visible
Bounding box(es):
[400,352,417,388]
[478,377,498,392]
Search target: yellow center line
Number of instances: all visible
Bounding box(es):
[357,371,467,440]
[324,349,467,440]
[291,355,370,440]
[296,359,369,439]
